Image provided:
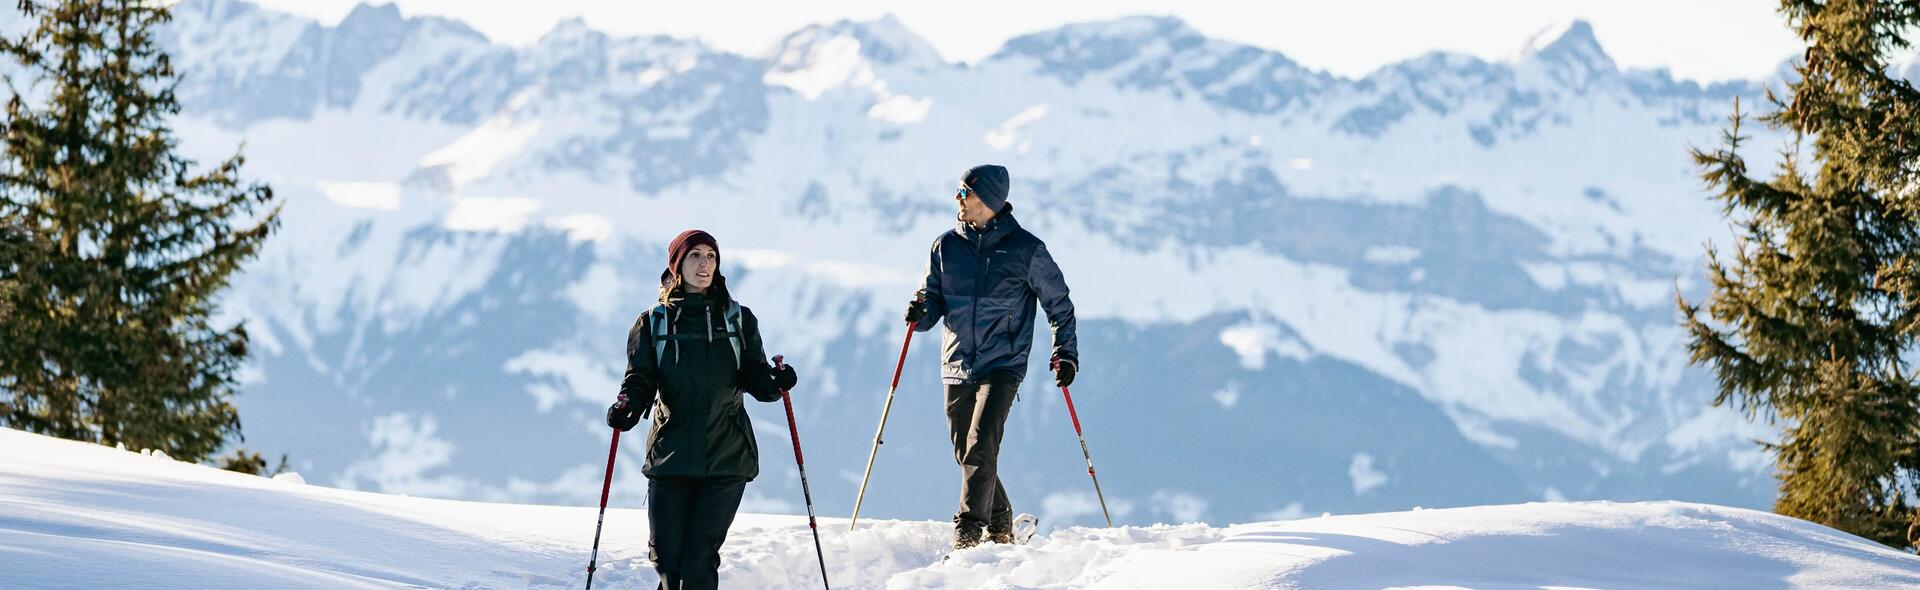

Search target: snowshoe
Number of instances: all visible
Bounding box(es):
[1012,513,1039,544]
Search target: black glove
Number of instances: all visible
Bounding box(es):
[606,395,643,431]
[772,363,798,391]
[905,293,928,324]
[1052,355,1077,388]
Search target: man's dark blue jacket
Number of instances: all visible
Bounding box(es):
[914,208,1077,384]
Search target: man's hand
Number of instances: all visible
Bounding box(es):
[905,291,929,324]
[1052,355,1077,388]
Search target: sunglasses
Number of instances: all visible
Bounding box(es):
[956,186,975,199]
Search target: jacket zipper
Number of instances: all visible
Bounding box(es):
[976,236,990,372]
[671,306,682,363]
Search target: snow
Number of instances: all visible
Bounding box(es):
[349,18,499,117]
[154,1,1801,520]
[1218,322,1312,369]
[1515,20,1594,60]
[173,111,472,182]
[442,196,541,233]
[766,34,871,100]
[417,109,544,189]
[317,180,403,211]
[983,103,1050,152]
[1666,406,1773,455]
[502,350,622,412]
[167,0,310,79]
[1033,233,1650,456]
[545,213,614,243]
[334,412,464,497]
[4,427,1919,589]
[560,260,629,321]
[867,93,933,124]
[1363,245,1422,265]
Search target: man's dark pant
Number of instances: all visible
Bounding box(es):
[647,476,747,590]
[946,371,1019,528]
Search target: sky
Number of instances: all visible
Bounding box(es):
[243,0,1811,83]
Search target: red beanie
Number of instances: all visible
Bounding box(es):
[661,229,720,287]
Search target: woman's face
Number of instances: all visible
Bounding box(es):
[680,244,717,292]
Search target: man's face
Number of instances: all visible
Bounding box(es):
[955,186,994,225]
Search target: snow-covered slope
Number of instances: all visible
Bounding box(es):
[32,0,1844,525]
[3,427,1916,589]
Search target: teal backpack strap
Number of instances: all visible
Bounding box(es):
[651,304,670,366]
[725,301,744,371]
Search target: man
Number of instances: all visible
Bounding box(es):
[905,164,1078,551]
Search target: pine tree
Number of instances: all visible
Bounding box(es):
[1679,0,1920,548]
[0,0,279,462]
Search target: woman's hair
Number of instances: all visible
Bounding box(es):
[658,271,729,307]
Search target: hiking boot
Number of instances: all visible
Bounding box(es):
[987,511,1014,544]
[952,518,984,551]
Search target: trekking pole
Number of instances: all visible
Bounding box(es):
[849,310,919,531]
[584,428,621,590]
[1059,384,1113,527]
[773,355,831,589]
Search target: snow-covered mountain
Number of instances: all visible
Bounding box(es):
[103,0,1823,526]
[7,427,1920,589]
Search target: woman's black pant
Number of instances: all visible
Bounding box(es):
[647,475,747,590]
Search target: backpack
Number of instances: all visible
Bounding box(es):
[651,300,744,369]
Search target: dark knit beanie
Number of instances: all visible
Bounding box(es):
[961,164,1010,213]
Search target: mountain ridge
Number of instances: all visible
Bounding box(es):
[13,0,1816,525]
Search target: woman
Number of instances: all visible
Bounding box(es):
[606,229,798,590]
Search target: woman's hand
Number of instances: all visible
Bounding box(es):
[606,395,643,431]
[772,363,798,392]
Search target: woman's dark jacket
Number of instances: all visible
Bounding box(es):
[618,289,783,480]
